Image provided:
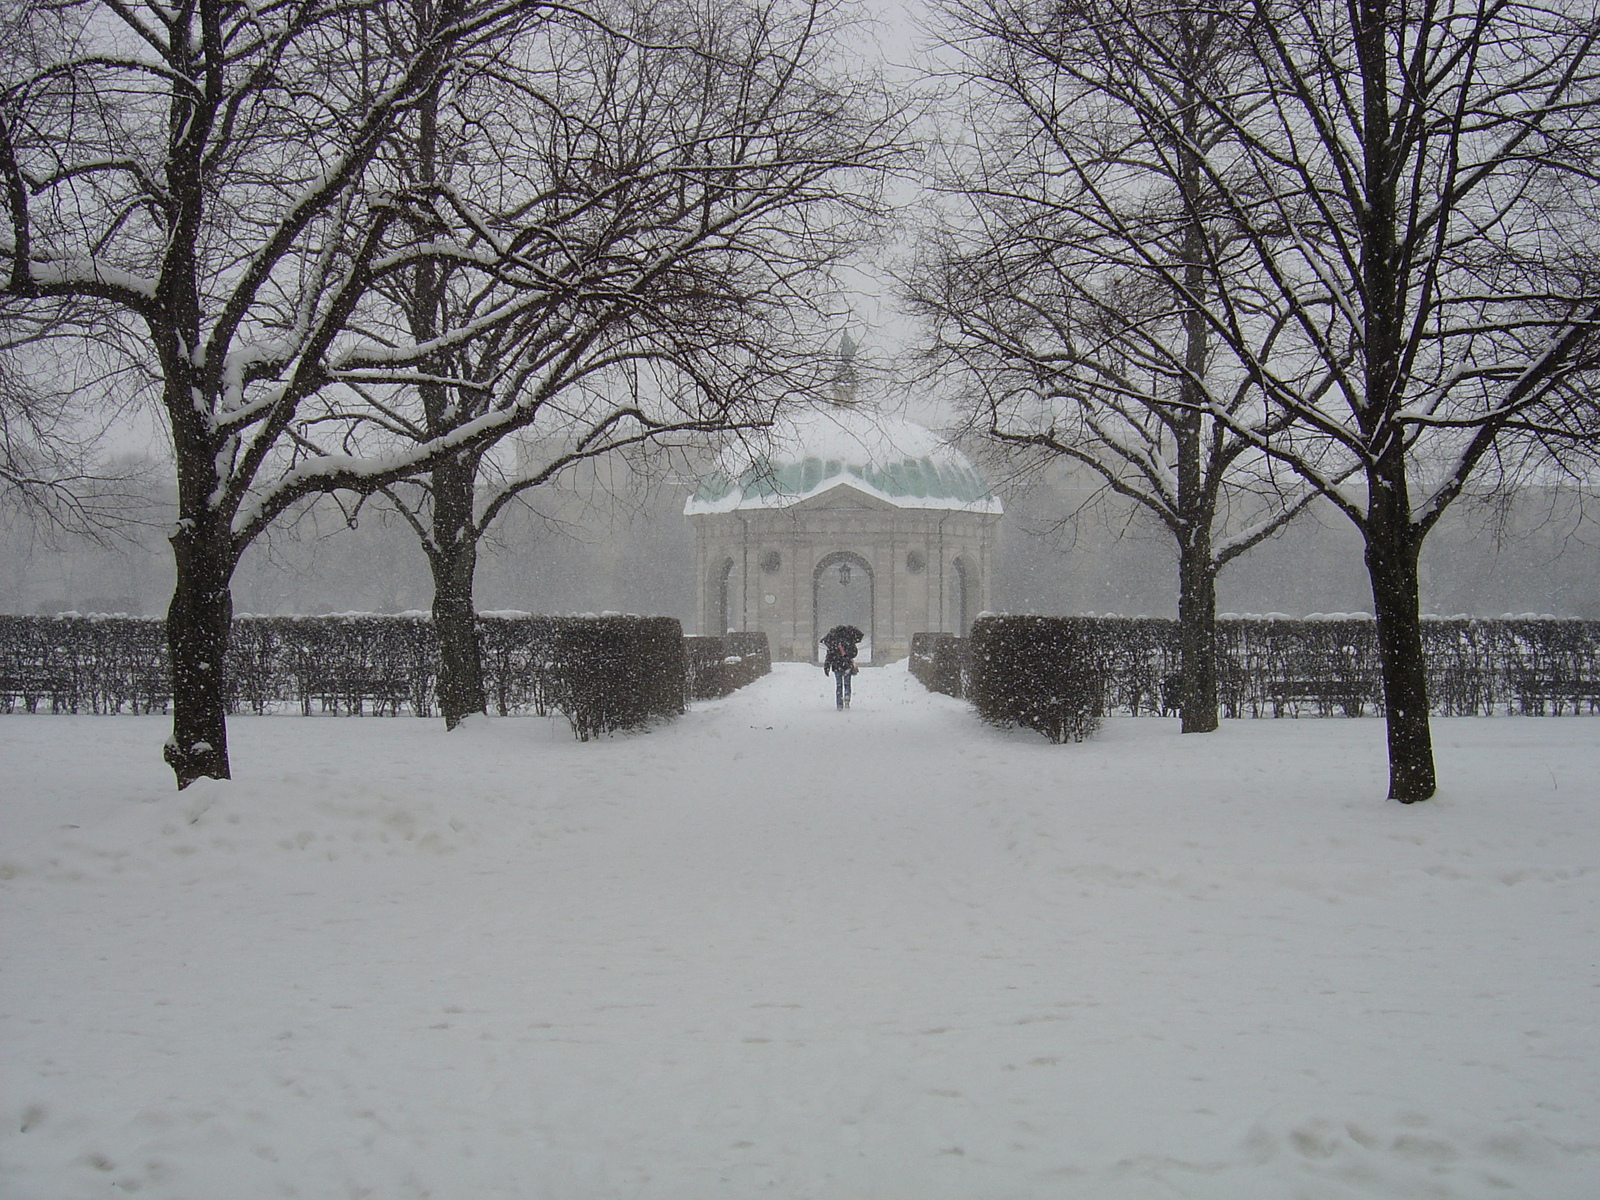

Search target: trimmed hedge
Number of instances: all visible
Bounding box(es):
[0,615,169,716]
[0,613,687,739]
[542,617,684,741]
[725,632,772,690]
[683,636,734,700]
[683,632,772,701]
[922,615,1600,730]
[968,616,1108,743]
[13,613,1600,734]
[231,614,439,717]
[909,632,965,698]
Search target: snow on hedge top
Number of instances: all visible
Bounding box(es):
[685,406,1001,515]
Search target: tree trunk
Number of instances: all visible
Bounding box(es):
[1364,519,1436,802]
[431,540,486,728]
[164,516,234,788]
[159,278,236,786]
[404,80,491,730]
[1177,531,1219,732]
[1173,67,1218,735]
[1350,0,1432,801]
[429,453,487,729]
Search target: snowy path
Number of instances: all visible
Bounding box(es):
[2,662,1598,1199]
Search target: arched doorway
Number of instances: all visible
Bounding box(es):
[952,556,974,638]
[711,558,734,634]
[813,551,874,662]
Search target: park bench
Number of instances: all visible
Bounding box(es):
[91,664,172,714]
[1513,675,1600,716]
[126,665,172,714]
[1266,680,1376,718]
[0,667,78,713]
[299,668,413,716]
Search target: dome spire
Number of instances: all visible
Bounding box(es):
[831,326,859,407]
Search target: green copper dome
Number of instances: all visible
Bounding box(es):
[685,407,1001,516]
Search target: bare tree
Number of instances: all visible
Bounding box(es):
[1,0,571,785]
[923,0,1600,800]
[2,0,901,779]
[912,0,1321,733]
[0,0,718,784]
[343,0,898,728]
[0,6,153,537]
[0,299,155,537]
[1103,0,1600,800]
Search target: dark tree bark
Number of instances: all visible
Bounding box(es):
[404,81,488,729]
[1363,458,1435,801]
[1176,519,1219,733]
[1173,106,1219,734]
[1342,0,1432,800]
[426,451,488,728]
[163,513,234,787]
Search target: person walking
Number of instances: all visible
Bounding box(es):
[821,624,862,710]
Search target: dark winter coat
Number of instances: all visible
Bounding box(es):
[820,624,863,675]
[823,642,857,675]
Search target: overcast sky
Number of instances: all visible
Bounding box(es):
[829,0,963,425]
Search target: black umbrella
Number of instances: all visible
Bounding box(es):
[821,624,864,648]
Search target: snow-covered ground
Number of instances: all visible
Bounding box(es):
[2,661,1597,1199]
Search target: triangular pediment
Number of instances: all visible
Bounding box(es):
[789,481,897,512]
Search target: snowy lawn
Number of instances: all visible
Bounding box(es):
[2,661,1597,1199]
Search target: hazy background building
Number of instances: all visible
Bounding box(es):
[5,450,1597,630]
[685,406,1001,660]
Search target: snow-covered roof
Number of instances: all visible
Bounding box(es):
[684,407,1002,515]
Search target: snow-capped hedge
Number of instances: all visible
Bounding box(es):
[925,615,1600,724]
[725,632,773,687]
[11,613,1600,728]
[0,613,689,738]
[683,632,772,701]
[540,616,685,740]
[908,632,964,698]
[967,617,1108,743]
[0,614,169,717]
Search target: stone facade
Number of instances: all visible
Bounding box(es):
[690,479,999,663]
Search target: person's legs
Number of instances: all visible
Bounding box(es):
[842,669,852,707]
[835,669,845,709]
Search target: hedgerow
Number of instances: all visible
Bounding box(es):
[684,632,772,701]
[10,613,1599,732]
[967,616,1109,743]
[0,613,695,738]
[540,617,685,741]
[909,632,965,698]
[920,615,1600,729]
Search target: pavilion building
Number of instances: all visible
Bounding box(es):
[684,400,1002,663]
